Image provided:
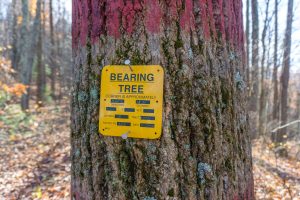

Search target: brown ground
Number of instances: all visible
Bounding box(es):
[0,103,299,199]
[0,103,70,199]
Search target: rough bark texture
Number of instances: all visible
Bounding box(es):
[71,1,254,199]
[278,0,294,142]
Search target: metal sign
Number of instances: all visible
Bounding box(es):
[99,65,164,139]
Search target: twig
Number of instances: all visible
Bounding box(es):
[271,119,300,133]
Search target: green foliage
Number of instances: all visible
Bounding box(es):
[0,90,9,107]
[45,85,53,103]
[0,104,35,135]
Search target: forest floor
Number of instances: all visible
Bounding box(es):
[0,102,70,199]
[0,102,300,199]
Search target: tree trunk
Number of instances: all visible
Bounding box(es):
[19,0,31,110]
[246,0,250,85]
[258,0,270,136]
[36,0,45,106]
[49,0,56,101]
[272,0,279,121]
[249,0,259,114]
[11,0,19,71]
[71,1,254,199]
[278,0,294,144]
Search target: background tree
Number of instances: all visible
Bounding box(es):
[19,0,32,110]
[246,0,250,84]
[277,0,294,144]
[36,0,45,106]
[258,0,271,136]
[49,0,56,100]
[272,0,279,121]
[250,0,259,114]
[71,1,254,199]
[10,0,19,70]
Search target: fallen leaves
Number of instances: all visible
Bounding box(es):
[0,103,70,199]
[253,139,300,199]
[1,100,300,199]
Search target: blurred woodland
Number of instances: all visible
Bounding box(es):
[0,0,299,199]
[0,0,71,199]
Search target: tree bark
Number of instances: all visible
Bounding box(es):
[71,1,254,199]
[278,0,294,143]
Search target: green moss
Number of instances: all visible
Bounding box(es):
[225,158,233,171]
[86,41,92,66]
[167,188,175,197]
[221,86,231,107]
[118,147,135,199]
[78,91,88,102]
[174,39,184,49]
[176,154,183,163]
[162,39,172,64]
[90,87,98,99]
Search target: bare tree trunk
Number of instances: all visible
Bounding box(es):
[246,0,250,85]
[272,0,279,121]
[36,0,45,106]
[297,91,300,135]
[49,0,56,101]
[250,0,259,114]
[71,1,254,199]
[259,0,270,136]
[20,0,41,110]
[19,0,31,110]
[277,0,294,146]
[11,0,19,71]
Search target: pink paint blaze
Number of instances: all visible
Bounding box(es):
[80,0,89,45]
[236,0,245,51]
[91,0,104,43]
[180,0,195,31]
[72,0,80,48]
[145,0,162,33]
[106,0,123,38]
[213,0,226,42]
[199,0,210,39]
[207,0,216,38]
[73,0,245,51]
[121,2,135,34]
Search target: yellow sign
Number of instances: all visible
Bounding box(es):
[99,65,164,139]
